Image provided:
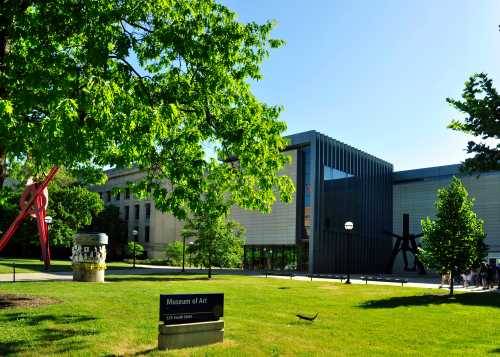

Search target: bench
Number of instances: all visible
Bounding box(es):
[263,270,295,279]
[308,273,348,282]
[359,276,408,287]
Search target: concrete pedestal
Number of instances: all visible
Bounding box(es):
[158,320,224,350]
[72,269,105,283]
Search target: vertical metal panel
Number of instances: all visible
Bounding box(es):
[314,135,393,274]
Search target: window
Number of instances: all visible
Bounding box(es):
[145,203,151,220]
[106,191,111,202]
[124,206,129,221]
[98,192,103,200]
[125,187,130,200]
[147,185,151,193]
[115,190,120,201]
[134,204,140,220]
[145,226,150,243]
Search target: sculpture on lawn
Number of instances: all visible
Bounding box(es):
[0,167,59,269]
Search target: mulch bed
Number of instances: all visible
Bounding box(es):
[0,294,62,309]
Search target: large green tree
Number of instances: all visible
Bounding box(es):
[447,73,500,172]
[419,177,487,295]
[0,0,294,219]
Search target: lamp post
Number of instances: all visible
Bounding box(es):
[344,221,354,284]
[132,229,138,268]
[44,216,53,271]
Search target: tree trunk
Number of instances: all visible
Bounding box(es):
[1,23,9,189]
[449,272,454,296]
[0,148,6,188]
[208,249,212,279]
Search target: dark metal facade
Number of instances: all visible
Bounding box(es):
[288,131,393,274]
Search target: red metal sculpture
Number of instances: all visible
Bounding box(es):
[0,167,59,269]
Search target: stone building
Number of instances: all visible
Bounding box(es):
[92,130,500,273]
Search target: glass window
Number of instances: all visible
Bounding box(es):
[125,187,130,200]
[134,204,140,220]
[115,190,120,201]
[324,165,353,181]
[124,206,129,221]
[145,226,150,243]
[106,191,111,202]
[145,203,151,220]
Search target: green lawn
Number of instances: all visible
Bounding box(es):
[0,258,132,274]
[0,274,499,356]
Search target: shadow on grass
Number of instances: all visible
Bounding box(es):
[0,312,98,355]
[102,347,158,357]
[489,347,500,354]
[106,275,211,282]
[0,312,97,325]
[359,292,500,309]
[0,260,72,273]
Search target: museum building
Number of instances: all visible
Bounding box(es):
[93,130,500,274]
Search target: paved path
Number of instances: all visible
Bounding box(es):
[0,265,498,293]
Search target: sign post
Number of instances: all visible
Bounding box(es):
[158,293,224,350]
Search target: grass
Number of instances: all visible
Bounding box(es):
[0,274,499,356]
[0,258,132,274]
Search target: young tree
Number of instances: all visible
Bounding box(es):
[181,167,245,278]
[126,241,145,260]
[0,1,294,221]
[419,177,487,295]
[164,241,184,266]
[183,215,245,279]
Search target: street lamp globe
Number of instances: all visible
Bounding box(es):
[44,216,53,225]
[344,221,353,231]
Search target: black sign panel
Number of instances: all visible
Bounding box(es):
[159,293,224,325]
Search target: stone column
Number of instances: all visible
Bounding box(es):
[71,233,108,282]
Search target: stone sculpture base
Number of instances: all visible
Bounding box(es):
[72,268,105,283]
[158,320,224,350]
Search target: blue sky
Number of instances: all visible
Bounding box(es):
[221,1,500,170]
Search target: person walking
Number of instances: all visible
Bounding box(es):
[480,261,489,290]
[487,261,497,289]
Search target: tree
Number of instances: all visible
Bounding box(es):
[184,215,245,279]
[126,241,144,259]
[447,73,500,172]
[0,1,294,221]
[181,168,245,278]
[164,240,184,266]
[419,177,487,295]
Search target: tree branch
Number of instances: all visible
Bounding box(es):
[108,54,153,105]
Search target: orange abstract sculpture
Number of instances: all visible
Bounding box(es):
[0,167,59,269]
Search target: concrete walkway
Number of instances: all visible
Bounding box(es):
[259,273,500,292]
[0,265,498,293]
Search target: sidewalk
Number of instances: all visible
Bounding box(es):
[0,265,498,293]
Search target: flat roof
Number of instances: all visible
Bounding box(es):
[394,163,500,183]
